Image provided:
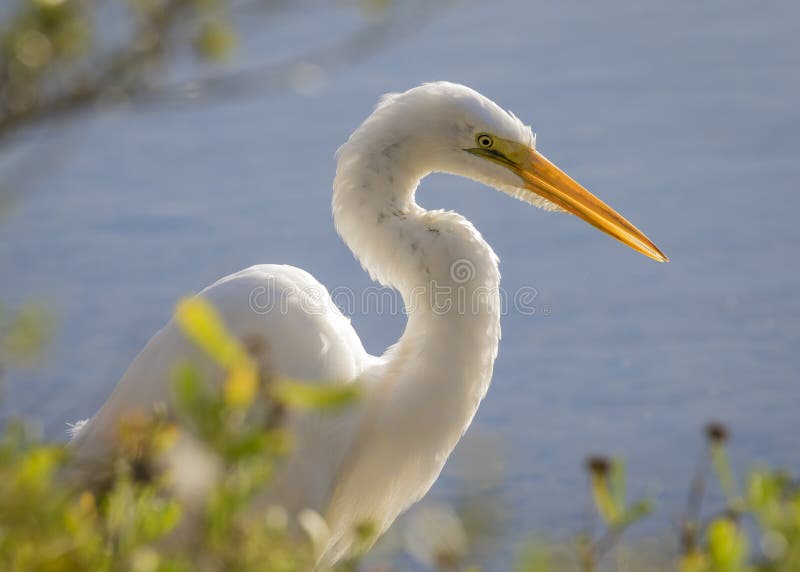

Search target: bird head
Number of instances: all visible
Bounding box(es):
[370,82,667,263]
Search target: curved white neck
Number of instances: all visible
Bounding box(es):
[332,133,501,389]
[326,131,502,555]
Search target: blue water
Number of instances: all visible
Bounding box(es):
[2,0,799,562]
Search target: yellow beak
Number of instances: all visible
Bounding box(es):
[515,148,668,263]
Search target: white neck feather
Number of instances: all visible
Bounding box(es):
[325,120,502,557]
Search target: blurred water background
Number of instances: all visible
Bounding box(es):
[1,0,798,561]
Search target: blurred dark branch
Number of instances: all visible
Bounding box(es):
[0,0,193,145]
[679,447,710,555]
[142,13,406,105]
[0,0,445,152]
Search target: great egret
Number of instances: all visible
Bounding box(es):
[69,82,666,563]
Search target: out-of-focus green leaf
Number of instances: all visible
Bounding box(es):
[707,517,747,572]
[223,362,257,408]
[359,0,391,16]
[195,19,237,62]
[1,303,54,365]
[52,16,90,58]
[31,0,69,8]
[710,440,740,507]
[271,379,360,411]
[12,29,52,69]
[589,470,619,526]
[17,446,62,490]
[610,459,626,513]
[174,296,250,370]
[515,541,551,572]
[679,550,708,572]
[616,498,654,528]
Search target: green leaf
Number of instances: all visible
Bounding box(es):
[589,472,619,526]
[17,446,64,489]
[515,540,551,572]
[616,498,654,528]
[710,443,739,505]
[174,296,249,370]
[271,379,360,411]
[610,459,627,513]
[707,517,747,571]
[194,20,237,63]
[223,363,258,408]
[1,303,53,365]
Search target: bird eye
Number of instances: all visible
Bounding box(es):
[476,134,494,148]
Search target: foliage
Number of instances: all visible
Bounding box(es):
[512,424,800,572]
[1,0,227,143]
[0,296,798,571]
[0,301,53,370]
[0,295,354,571]
[0,0,402,147]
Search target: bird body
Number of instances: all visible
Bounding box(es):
[70,82,666,563]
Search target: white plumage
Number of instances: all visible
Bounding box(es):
[70,82,666,564]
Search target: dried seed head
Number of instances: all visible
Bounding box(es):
[706,422,729,444]
[724,507,742,523]
[586,455,611,476]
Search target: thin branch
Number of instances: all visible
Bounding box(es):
[0,0,448,152]
[0,0,193,146]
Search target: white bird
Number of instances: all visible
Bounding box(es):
[69,82,666,563]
